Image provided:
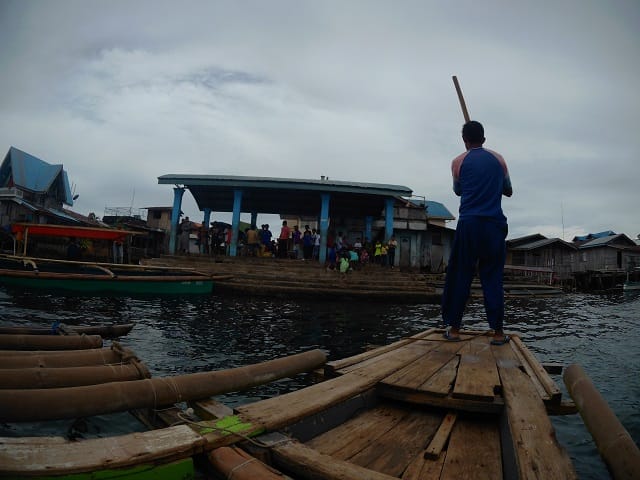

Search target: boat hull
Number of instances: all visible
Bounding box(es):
[623,281,640,291]
[0,270,214,295]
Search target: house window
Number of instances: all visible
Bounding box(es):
[153,211,162,220]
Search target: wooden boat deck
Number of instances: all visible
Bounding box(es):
[216,328,576,479]
[0,328,581,479]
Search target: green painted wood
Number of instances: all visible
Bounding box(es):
[0,275,214,295]
[3,457,195,480]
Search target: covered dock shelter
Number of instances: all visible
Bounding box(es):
[157,174,412,263]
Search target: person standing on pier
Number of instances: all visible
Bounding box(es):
[442,121,513,345]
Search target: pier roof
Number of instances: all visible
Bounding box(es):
[158,174,412,217]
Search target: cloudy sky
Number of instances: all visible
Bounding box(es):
[1,0,638,240]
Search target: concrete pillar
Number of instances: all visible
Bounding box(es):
[250,211,258,228]
[385,197,394,241]
[365,216,373,243]
[319,193,330,264]
[169,187,185,254]
[203,208,211,228]
[230,189,243,257]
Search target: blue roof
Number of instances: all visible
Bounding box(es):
[1,147,74,206]
[425,200,455,220]
[572,230,616,242]
[578,234,636,249]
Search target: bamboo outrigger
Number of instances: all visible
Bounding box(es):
[0,322,134,338]
[1,328,638,479]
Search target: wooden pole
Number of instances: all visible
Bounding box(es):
[452,75,470,123]
[564,364,640,480]
[0,349,327,422]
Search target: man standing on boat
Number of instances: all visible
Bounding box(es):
[442,121,513,345]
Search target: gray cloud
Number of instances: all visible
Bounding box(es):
[0,0,638,239]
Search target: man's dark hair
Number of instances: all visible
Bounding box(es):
[462,121,484,143]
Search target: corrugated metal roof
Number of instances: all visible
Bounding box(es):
[578,234,636,249]
[158,174,412,217]
[511,238,576,251]
[572,230,616,242]
[425,200,454,220]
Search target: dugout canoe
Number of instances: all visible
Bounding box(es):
[0,322,134,338]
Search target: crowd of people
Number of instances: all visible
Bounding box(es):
[177,218,399,272]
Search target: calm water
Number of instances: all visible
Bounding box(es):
[1,286,638,480]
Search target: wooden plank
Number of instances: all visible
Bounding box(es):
[306,404,411,459]
[237,373,375,431]
[507,339,549,401]
[452,338,500,401]
[439,417,503,480]
[511,335,562,403]
[339,338,439,377]
[381,341,465,390]
[325,328,436,374]
[0,425,206,475]
[492,344,577,480]
[271,440,399,480]
[238,340,437,431]
[349,409,443,477]
[402,451,446,479]
[190,398,234,420]
[418,355,460,396]
[424,412,457,459]
[377,386,503,414]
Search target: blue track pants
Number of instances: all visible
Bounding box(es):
[441,217,507,331]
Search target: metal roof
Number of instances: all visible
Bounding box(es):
[0,147,74,205]
[158,174,412,217]
[578,234,636,249]
[511,238,577,251]
[572,230,616,242]
[425,201,454,220]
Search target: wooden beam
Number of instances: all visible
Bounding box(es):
[424,412,457,459]
[493,344,577,479]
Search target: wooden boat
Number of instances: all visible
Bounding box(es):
[0,322,134,338]
[0,223,229,295]
[2,329,638,479]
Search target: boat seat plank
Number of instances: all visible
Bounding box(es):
[0,425,206,475]
[452,338,500,401]
[439,417,503,480]
[381,342,465,390]
[492,344,577,480]
[271,439,400,480]
[306,404,412,459]
[348,409,443,477]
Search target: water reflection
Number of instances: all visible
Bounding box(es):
[1,287,638,480]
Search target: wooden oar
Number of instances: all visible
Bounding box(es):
[452,75,470,122]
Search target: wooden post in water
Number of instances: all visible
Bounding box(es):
[564,363,640,480]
